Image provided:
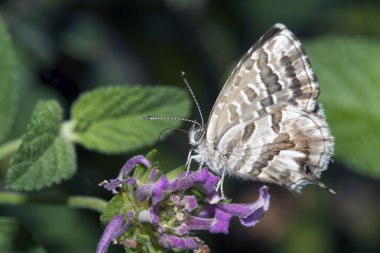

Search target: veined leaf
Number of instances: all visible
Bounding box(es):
[306,37,380,178]
[0,16,18,142]
[100,194,124,224]
[69,86,191,153]
[6,100,76,191]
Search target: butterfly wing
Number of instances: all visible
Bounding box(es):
[206,23,320,145]
[214,105,333,192]
[203,23,333,192]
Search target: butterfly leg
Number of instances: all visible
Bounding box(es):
[215,167,226,199]
[197,161,204,171]
[185,150,203,177]
[185,149,193,177]
[189,153,204,172]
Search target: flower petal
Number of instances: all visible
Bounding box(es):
[125,178,137,185]
[216,202,255,217]
[100,179,122,194]
[201,169,220,194]
[214,186,269,220]
[170,194,198,212]
[101,156,151,194]
[181,216,215,231]
[158,234,200,250]
[135,184,153,202]
[197,204,216,218]
[182,195,198,212]
[149,168,159,182]
[150,207,159,224]
[97,214,123,253]
[136,176,169,204]
[239,186,270,227]
[170,168,219,194]
[211,208,233,234]
[96,212,133,253]
[152,176,169,206]
[119,155,151,177]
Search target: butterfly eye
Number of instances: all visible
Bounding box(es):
[304,164,313,175]
[194,129,204,142]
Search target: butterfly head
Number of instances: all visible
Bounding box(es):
[189,124,205,146]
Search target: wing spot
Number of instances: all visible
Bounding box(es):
[260,96,274,107]
[234,75,242,86]
[258,50,282,95]
[271,110,282,134]
[242,122,256,143]
[251,133,295,174]
[257,109,267,117]
[244,58,255,72]
[243,85,258,103]
[226,139,238,158]
[304,163,313,175]
[227,104,239,123]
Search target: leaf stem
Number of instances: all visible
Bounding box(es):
[67,196,108,213]
[0,192,107,213]
[0,138,21,160]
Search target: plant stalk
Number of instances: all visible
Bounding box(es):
[0,138,21,160]
[0,192,107,213]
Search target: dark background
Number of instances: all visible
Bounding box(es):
[0,0,380,252]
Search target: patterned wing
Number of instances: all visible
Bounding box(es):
[213,105,333,192]
[206,23,320,144]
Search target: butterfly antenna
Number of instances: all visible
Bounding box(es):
[316,181,336,194]
[181,71,205,127]
[158,127,189,141]
[144,116,202,127]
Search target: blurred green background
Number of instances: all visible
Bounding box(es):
[1,0,380,252]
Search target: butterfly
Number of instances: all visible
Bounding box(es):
[185,23,334,195]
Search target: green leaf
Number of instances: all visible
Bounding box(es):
[145,149,158,162]
[166,165,186,180]
[100,194,124,224]
[306,37,380,178]
[6,100,76,191]
[69,86,191,153]
[0,16,18,142]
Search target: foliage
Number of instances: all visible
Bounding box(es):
[4,86,189,191]
[0,17,191,191]
[0,15,17,142]
[306,37,380,178]
[6,100,76,191]
[70,86,190,153]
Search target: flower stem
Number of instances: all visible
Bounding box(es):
[0,138,21,161]
[0,192,107,213]
[67,196,108,213]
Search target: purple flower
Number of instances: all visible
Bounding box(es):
[158,234,199,250]
[119,155,151,176]
[97,212,133,253]
[100,155,151,194]
[98,152,270,252]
